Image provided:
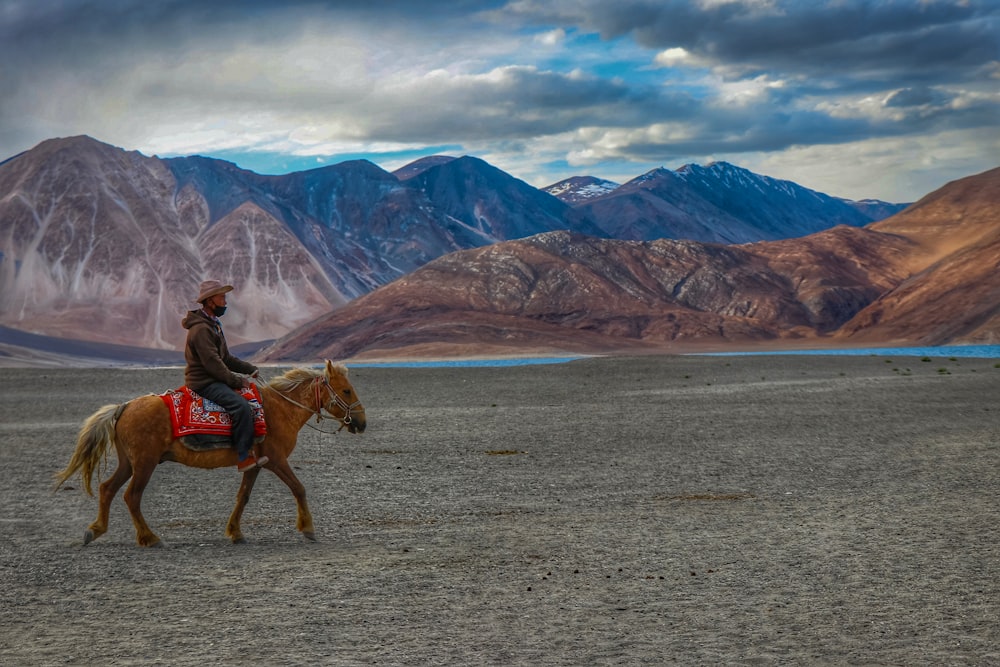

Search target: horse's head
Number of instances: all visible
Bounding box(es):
[321,359,366,433]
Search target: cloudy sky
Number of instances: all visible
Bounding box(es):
[1,0,997,202]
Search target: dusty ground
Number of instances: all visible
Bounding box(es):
[1,354,998,665]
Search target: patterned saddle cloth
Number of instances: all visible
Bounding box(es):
[160,385,267,449]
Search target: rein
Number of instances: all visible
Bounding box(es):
[266,376,361,431]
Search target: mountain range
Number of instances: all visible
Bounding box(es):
[256,165,1000,361]
[546,162,904,244]
[0,137,591,351]
[3,134,977,365]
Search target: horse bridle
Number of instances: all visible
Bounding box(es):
[271,376,361,428]
[312,376,362,427]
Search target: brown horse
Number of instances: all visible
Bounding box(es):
[54,360,366,547]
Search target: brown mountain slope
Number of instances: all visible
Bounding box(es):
[748,225,919,331]
[868,166,1000,266]
[259,233,784,360]
[837,167,1000,345]
[257,227,916,361]
[837,233,1000,345]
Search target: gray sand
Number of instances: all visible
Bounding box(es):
[1,354,998,665]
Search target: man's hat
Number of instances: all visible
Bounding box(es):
[195,279,234,303]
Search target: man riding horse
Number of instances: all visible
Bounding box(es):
[183,279,268,473]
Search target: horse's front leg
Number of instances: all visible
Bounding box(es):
[226,467,261,544]
[268,459,316,541]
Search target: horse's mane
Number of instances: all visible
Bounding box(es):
[267,364,348,392]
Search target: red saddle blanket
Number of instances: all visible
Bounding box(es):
[160,385,267,439]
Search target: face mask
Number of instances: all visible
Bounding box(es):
[212,305,228,317]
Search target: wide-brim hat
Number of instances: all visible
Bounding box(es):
[195,279,234,303]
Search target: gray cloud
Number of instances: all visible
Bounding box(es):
[0,0,996,200]
[884,86,956,108]
[506,0,998,83]
[355,67,704,145]
[492,0,1000,175]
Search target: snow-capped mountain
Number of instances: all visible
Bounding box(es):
[573,161,904,243]
[673,161,888,238]
[542,176,620,204]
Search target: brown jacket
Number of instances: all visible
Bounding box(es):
[182,309,258,391]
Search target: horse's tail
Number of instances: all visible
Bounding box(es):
[53,403,123,496]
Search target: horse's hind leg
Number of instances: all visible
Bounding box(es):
[226,467,262,544]
[84,457,133,545]
[122,461,162,547]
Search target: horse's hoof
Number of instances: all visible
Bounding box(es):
[83,530,95,546]
[150,540,164,549]
[303,531,316,542]
[231,536,247,545]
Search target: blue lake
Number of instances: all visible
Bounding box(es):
[701,345,1000,359]
[347,356,582,368]
[347,345,1000,367]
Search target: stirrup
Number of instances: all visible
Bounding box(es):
[237,453,268,473]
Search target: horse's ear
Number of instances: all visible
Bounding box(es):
[324,359,347,377]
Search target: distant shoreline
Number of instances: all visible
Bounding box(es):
[2,321,999,369]
[697,343,1000,359]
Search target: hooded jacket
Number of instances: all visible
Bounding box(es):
[182,309,258,391]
